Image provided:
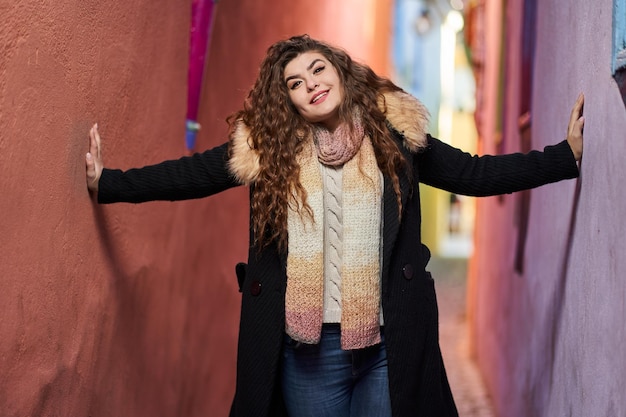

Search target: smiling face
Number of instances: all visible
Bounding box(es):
[284,51,344,131]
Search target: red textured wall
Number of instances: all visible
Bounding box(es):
[0,1,392,416]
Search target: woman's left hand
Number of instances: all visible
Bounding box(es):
[567,93,584,161]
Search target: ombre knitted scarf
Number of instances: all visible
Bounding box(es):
[285,119,383,350]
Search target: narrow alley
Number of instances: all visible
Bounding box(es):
[2,1,622,416]
[431,257,495,417]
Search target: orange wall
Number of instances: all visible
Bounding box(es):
[0,1,392,416]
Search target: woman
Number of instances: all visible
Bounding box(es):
[86,35,584,417]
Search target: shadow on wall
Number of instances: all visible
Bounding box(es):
[527,170,583,414]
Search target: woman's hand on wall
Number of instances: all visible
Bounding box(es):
[86,123,103,192]
[567,93,585,161]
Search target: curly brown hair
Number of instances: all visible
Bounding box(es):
[228,34,410,253]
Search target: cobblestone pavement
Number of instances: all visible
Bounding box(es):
[428,256,496,417]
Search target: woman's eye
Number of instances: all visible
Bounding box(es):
[289,80,302,90]
[313,66,325,74]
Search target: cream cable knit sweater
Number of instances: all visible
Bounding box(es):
[322,164,386,325]
[322,163,343,323]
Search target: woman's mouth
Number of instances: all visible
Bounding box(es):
[311,90,329,104]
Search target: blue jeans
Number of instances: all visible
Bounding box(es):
[281,324,392,417]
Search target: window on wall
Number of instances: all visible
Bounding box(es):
[614,0,626,106]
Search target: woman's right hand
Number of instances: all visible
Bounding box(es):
[566,93,584,161]
[86,123,103,192]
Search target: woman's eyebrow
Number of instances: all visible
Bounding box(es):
[285,59,324,83]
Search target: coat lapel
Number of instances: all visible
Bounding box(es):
[381,131,414,278]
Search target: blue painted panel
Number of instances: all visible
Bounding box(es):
[614,0,626,73]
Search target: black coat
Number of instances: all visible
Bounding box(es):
[99,132,579,417]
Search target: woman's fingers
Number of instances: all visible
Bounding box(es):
[89,123,101,158]
[568,93,584,135]
[86,123,102,192]
[566,94,584,161]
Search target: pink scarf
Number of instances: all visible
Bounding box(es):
[312,114,364,166]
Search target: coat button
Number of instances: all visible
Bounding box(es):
[250,280,262,296]
[402,264,414,280]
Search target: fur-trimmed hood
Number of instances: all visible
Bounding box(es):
[228,90,430,185]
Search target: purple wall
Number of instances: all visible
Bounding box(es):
[468,0,626,416]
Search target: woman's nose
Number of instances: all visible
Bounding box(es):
[306,79,319,92]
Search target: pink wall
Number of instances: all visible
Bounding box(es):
[0,1,392,416]
[468,0,626,416]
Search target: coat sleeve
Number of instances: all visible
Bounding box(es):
[416,135,579,196]
[97,142,240,204]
